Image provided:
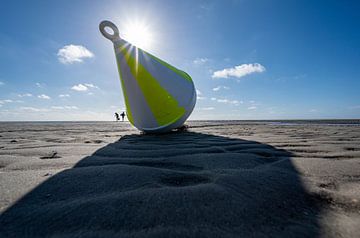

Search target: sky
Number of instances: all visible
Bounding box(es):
[0,0,360,121]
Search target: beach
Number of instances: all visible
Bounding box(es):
[0,120,359,237]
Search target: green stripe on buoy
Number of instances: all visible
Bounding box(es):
[145,51,193,82]
[119,46,185,126]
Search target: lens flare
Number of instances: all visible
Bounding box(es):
[122,21,153,51]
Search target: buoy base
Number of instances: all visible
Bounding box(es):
[139,89,196,134]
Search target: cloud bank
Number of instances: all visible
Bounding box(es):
[212,63,265,79]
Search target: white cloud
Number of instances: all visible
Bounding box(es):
[51,106,78,110]
[18,93,33,97]
[309,109,317,112]
[38,94,51,99]
[57,44,94,64]
[84,83,99,89]
[36,82,44,88]
[248,100,261,108]
[199,107,215,110]
[59,94,70,97]
[0,99,14,105]
[211,97,217,101]
[71,83,99,92]
[212,86,230,91]
[216,99,240,105]
[71,84,88,91]
[51,106,64,110]
[65,106,78,110]
[212,63,265,79]
[193,58,209,65]
[229,100,239,105]
[20,107,49,112]
[217,99,228,103]
[196,89,206,100]
[0,81,4,86]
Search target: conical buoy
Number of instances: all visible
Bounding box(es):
[99,20,196,133]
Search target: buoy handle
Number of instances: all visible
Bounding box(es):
[99,20,120,41]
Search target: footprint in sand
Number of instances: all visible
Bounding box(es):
[40,151,61,159]
[84,140,104,144]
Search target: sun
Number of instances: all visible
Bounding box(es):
[122,21,153,51]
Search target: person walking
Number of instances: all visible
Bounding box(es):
[114,112,120,121]
[120,111,125,121]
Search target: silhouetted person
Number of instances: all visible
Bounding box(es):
[120,111,125,121]
[114,112,120,121]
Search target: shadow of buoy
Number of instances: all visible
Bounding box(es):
[0,132,321,237]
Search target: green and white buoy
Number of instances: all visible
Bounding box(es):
[99,20,196,133]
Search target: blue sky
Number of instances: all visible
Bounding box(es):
[1,0,359,121]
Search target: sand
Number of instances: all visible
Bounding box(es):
[0,120,359,237]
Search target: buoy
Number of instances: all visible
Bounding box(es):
[99,20,196,133]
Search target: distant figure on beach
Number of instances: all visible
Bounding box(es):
[114,112,120,121]
[120,111,126,121]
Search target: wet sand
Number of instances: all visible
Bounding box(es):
[0,121,359,237]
